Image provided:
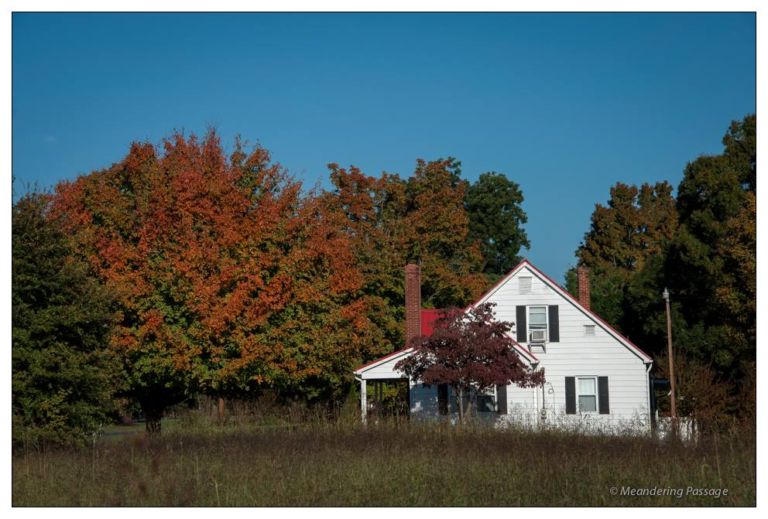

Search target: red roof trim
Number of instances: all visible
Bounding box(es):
[515,259,653,363]
[354,347,413,374]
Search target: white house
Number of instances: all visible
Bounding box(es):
[353,260,654,433]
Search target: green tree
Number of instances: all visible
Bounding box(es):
[465,172,530,280]
[568,114,755,419]
[13,193,119,446]
[666,114,755,385]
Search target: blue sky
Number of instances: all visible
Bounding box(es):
[12,12,755,283]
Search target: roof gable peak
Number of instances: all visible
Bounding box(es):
[471,258,652,363]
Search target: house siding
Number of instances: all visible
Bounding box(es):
[482,265,651,432]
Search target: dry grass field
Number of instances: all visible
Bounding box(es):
[12,412,755,506]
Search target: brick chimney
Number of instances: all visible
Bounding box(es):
[577,266,591,310]
[405,263,422,345]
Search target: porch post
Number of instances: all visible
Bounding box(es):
[359,377,367,424]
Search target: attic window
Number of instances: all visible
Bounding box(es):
[584,325,596,336]
[519,277,532,294]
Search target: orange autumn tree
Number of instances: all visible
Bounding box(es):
[52,131,376,431]
[323,158,489,365]
[404,158,488,308]
[322,165,409,359]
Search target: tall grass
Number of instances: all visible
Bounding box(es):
[12,412,755,506]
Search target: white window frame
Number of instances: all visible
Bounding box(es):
[527,305,548,341]
[576,376,599,414]
[476,386,497,413]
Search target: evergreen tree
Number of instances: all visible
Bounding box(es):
[666,114,755,385]
[13,193,119,446]
[465,172,530,280]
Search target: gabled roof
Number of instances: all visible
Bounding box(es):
[471,258,653,364]
[354,258,652,377]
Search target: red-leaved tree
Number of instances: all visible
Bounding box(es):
[395,302,544,421]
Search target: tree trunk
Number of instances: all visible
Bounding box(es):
[144,406,163,434]
[456,387,465,424]
[217,397,225,424]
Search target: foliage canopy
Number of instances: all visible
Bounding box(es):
[13,192,119,446]
[52,132,379,430]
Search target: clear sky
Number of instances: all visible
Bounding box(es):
[12,12,755,283]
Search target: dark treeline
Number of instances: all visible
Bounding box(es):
[12,115,754,445]
[566,114,756,423]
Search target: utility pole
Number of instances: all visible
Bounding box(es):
[662,288,677,437]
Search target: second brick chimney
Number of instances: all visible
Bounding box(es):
[405,263,422,345]
[577,266,591,310]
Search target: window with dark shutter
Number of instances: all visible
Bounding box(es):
[516,305,527,343]
[565,377,576,414]
[496,384,508,414]
[598,377,610,414]
[438,384,449,415]
[548,305,559,342]
[577,377,597,412]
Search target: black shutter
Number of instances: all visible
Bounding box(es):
[438,384,449,415]
[548,305,560,342]
[598,376,610,414]
[516,305,527,342]
[496,384,508,414]
[565,377,576,414]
